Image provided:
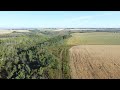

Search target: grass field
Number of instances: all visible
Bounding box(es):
[68,32,120,79]
[67,32,120,45]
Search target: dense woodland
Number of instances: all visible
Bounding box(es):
[0,30,72,79]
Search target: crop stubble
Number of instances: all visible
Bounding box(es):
[69,45,120,79]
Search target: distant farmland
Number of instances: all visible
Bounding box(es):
[0,30,30,34]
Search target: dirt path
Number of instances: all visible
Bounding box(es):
[69,45,120,79]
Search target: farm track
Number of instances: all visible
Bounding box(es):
[59,47,71,79]
[69,45,120,79]
[60,49,64,78]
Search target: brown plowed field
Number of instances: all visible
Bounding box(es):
[69,45,120,79]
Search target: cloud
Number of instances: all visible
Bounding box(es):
[70,16,93,21]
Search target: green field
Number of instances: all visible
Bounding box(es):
[67,32,120,45]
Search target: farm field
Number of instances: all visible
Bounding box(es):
[0,30,13,34]
[68,32,120,79]
[0,30,30,35]
[69,45,120,79]
[67,32,120,45]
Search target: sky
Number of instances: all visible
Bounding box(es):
[0,11,120,28]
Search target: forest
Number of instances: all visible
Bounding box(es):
[0,30,72,79]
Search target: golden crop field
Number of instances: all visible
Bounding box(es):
[68,32,120,79]
[69,45,120,79]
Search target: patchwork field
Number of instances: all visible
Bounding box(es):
[68,32,120,79]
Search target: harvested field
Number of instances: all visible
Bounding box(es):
[0,30,13,34]
[69,45,120,79]
[0,30,30,35]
